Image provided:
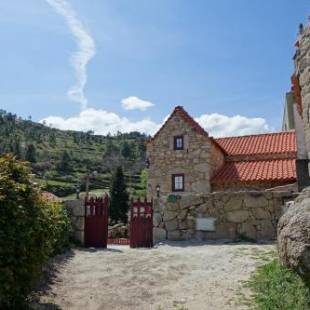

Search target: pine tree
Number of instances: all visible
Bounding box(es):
[109,166,129,224]
[25,144,36,163]
[104,137,114,156]
[137,141,146,159]
[121,141,131,159]
[14,139,21,159]
[49,133,56,147]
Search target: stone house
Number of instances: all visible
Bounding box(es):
[146,106,298,198]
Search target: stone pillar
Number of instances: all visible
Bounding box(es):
[64,199,85,245]
[295,24,310,159]
[152,198,167,243]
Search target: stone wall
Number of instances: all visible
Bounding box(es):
[147,112,224,199]
[153,191,297,242]
[64,200,85,245]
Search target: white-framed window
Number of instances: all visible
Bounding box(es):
[174,135,184,150]
[172,174,184,191]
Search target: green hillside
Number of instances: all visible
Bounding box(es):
[0,109,148,197]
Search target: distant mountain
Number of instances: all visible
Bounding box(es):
[0,109,148,197]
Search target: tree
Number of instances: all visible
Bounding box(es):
[25,144,36,163]
[14,139,21,159]
[0,155,71,308]
[49,133,56,147]
[104,137,116,156]
[109,166,129,224]
[121,141,132,159]
[58,150,71,173]
[137,141,146,159]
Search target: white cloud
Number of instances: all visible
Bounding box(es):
[41,108,160,135]
[121,96,154,111]
[195,113,271,137]
[41,108,271,138]
[45,0,96,110]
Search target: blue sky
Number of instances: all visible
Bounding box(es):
[0,1,309,137]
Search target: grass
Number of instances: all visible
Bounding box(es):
[243,259,310,310]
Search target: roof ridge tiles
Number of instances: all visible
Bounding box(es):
[214,130,296,141]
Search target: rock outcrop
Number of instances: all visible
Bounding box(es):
[278,188,310,278]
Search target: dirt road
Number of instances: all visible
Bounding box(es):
[33,241,274,310]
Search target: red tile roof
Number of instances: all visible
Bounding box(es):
[214,131,296,157]
[211,159,296,185]
[148,106,297,186]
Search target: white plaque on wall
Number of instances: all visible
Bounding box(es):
[196,217,216,231]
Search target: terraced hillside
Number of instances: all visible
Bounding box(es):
[0,109,148,197]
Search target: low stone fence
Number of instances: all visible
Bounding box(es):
[153,191,297,242]
[64,200,85,245]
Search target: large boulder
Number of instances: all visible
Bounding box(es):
[277,191,310,278]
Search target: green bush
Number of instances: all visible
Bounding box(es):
[245,259,310,309]
[43,201,71,255]
[44,180,77,197]
[0,155,71,308]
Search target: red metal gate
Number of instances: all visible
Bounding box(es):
[84,195,109,248]
[130,198,153,248]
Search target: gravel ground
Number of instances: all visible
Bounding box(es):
[32,241,275,310]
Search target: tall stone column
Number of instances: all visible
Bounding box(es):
[295,22,310,158]
[294,21,310,190]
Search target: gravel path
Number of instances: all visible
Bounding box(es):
[33,242,275,310]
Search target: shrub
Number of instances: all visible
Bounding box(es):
[245,259,310,309]
[0,155,71,308]
[43,201,71,255]
[44,180,77,197]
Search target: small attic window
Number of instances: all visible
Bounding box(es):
[174,135,184,150]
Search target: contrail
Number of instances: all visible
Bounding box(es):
[45,0,96,110]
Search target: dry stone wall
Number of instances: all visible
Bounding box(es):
[153,191,296,242]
